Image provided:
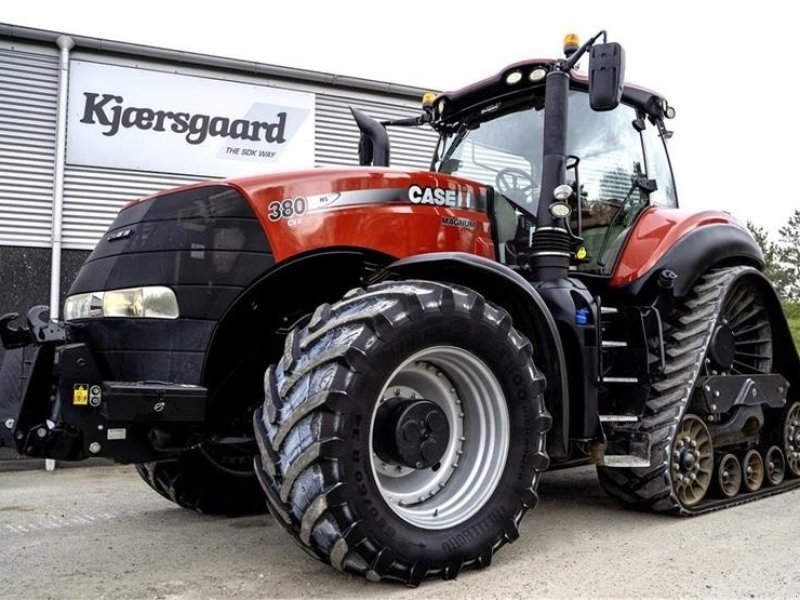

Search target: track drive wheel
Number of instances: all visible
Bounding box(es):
[135,442,266,516]
[253,281,550,584]
[670,414,713,506]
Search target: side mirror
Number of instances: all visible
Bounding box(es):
[588,42,625,111]
[349,107,390,167]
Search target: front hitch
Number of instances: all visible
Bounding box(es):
[1,305,208,463]
[0,307,69,456]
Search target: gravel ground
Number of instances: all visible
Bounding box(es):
[1,464,798,599]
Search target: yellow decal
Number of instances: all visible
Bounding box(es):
[576,246,588,260]
[73,384,89,406]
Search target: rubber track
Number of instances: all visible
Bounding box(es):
[598,266,800,515]
[253,280,549,585]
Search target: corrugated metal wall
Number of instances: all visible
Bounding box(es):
[0,48,58,247]
[316,93,437,169]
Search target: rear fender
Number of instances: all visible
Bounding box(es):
[383,252,570,459]
[611,210,764,298]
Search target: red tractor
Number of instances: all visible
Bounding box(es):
[2,31,798,584]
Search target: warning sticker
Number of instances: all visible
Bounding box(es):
[73,384,89,406]
[107,428,127,441]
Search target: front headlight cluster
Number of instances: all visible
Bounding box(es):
[64,287,180,321]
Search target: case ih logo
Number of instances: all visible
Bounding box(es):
[408,185,482,209]
[80,92,288,146]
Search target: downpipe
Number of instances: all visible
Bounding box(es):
[45,34,74,471]
[49,35,74,323]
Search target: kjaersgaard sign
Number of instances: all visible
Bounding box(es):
[67,61,315,177]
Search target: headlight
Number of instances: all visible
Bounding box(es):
[64,287,179,321]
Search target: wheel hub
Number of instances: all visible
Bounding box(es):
[369,348,509,530]
[375,399,450,469]
[681,449,697,470]
[708,322,736,371]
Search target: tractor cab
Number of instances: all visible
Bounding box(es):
[427,47,679,279]
[355,33,679,280]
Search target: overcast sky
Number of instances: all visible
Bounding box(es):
[4,0,796,236]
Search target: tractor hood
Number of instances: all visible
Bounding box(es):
[223,166,486,213]
[213,167,493,262]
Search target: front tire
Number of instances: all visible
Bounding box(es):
[253,281,550,584]
[135,442,266,516]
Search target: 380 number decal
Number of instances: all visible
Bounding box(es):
[267,198,307,222]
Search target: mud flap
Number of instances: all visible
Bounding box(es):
[0,347,25,448]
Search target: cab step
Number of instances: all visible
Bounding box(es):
[601,455,651,468]
[599,415,639,423]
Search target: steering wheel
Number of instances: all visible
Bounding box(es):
[495,168,537,205]
[580,199,625,228]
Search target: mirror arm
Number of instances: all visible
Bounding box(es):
[381,108,433,128]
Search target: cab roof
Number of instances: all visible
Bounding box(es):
[432,58,669,128]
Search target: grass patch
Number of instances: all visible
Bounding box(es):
[783,302,800,348]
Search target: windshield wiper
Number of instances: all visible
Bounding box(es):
[438,124,471,169]
[596,175,657,267]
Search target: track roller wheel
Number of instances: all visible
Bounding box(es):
[741,449,764,493]
[784,402,800,478]
[715,453,742,498]
[764,446,786,486]
[670,414,713,506]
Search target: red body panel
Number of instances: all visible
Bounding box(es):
[132,173,748,290]
[134,168,495,264]
[610,208,748,287]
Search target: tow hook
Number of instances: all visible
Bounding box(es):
[0,305,66,350]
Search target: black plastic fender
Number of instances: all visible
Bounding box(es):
[383,252,570,459]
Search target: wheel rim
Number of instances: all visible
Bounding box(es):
[713,279,773,375]
[671,414,714,506]
[784,403,800,477]
[717,453,742,498]
[765,446,786,486]
[370,346,510,529]
[742,449,764,492]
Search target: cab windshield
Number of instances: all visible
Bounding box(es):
[436,89,676,274]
